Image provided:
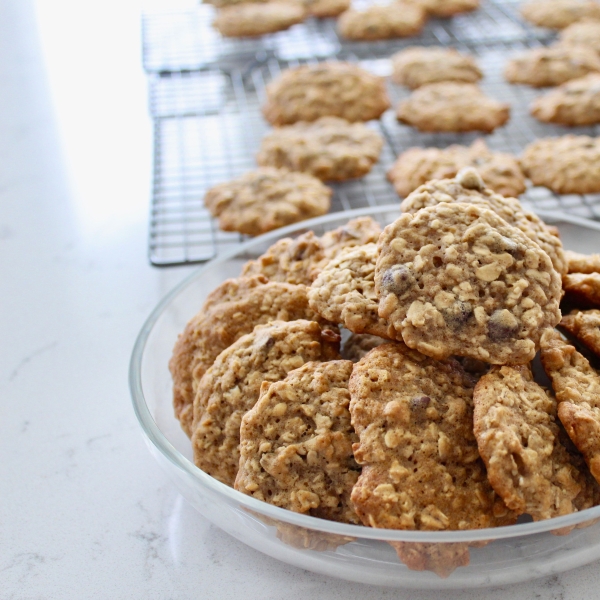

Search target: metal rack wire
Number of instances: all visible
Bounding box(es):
[144,1,599,267]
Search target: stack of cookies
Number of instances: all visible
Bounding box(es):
[171,167,600,577]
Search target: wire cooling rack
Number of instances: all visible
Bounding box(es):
[144,1,600,267]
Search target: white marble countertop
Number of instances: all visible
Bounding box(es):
[2,1,600,598]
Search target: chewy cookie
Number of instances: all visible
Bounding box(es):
[262,62,391,126]
[391,47,482,89]
[342,333,386,362]
[204,167,331,236]
[388,140,526,199]
[559,18,600,51]
[337,4,426,41]
[398,169,566,276]
[396,82,510,133]
[319,217,382,263]
[213,2,306,37]
[504,45,600,88]
[473,364,597,521]
[563,272,600,308]
[566,250,600,274]
[561,310,600,357]
[409,0,480,17]
[520,135,600,195]
[531,74,600,126]
[520,0,600,29]
[375,201,562,364]
[541,330,600,485]
[256,117,383,181]
[191,320,340,486]
[235,360,360,523]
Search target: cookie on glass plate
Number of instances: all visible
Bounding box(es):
[520,0,600,29]
[337,4,426,41]
[560,309,600,358]
[213,2,306,37]
[563,273,600,308]
[396,82,510,133]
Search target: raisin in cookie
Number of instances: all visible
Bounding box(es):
[391,47,482,89]
[204,167,331,236]
[559,18,600,52]
[504,45,600,88]
[398,168,566,276]
[409,0,480,17]
[191,320,340,485]
[236,360,360,523]
[213,2,306,37]
[561,310,600,357]
[256,117,383,181]
[521,135,600,195]
[531,74,600,126]
[337,4,426,40]
[396,82,510,133]
[474,364,597,522]
[566,250,600,274]
[520,0,600,29]
[563,273,600,308]
[388,140,525,199]
[375,202,562,364]
[341,333,386,362]
[541,329,600,485]
[263,62,391,126]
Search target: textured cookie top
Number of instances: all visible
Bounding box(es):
[520,0,600,28]
[563,272,600,308]
[388,139,526,199]
[561,309,600,357]
[391,47,482,89]
[169,277,324,436]
[301,0,350,17]
[341,333,386,362]
[319,216,382,263]
[409,0,480,17]
[213,2,306,37]
[398,169,566,276]
[262,62,391,125]
[521,135,600,195]
[473,364,595,520]
[204,167,331,236]
[396,82,510,133]
[236,360,360,523]
[337,4,426,40]
[531,73,600,126]
[349,343,515,531]
[256,117,384,182]
[504,45,600,87]
[559,17,600,51]
[566,250,600,274]
[309,243,399,339]
[376,202,562,364]
[191,319,340,485]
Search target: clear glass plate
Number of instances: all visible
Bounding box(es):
[130,205,600,589]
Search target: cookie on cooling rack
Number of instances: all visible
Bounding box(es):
[387,140,525,199]
[504,45,600,88]
[474,364,598,521]
[395,82,510,133]
[256,117,384,181]
[262,62,391,125]
[408,0,480,17]
[236,360,360,524]
[204,167,331,236]
[375,201,562,364]
[530,74,600,126]
[337,4,426,41]
[520,135,600,195]
[520,0,600,29]
[559,18,600,52]
[561,309,600,357]
[391,46,482,89]
[191,319,340,486]
[301,0,350,17]
[213,2,306,38]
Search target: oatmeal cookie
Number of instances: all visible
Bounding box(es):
[409,0,480,17]
[349,343,515,574]
[319,217,382,263]
[561,310,600,357]
[504,45,600,88]
[390,542,471,578]
[541,329,600,485]
[235,360,360,523]
[263,62,391,126]
[342,333,386,362]
[398,168,566,276]
[473,364,596,521]
[213,2,306,38]
[309,244,398,339]
[388,140,526,199]
[204,168,331,236]
[301,0,350,17]
[520,135,600,194]
[566,250,600,274]
[170,277,324,436]
[337,4,426,40]
[531,74,600,126]
[396,82,510,133]
[391,47,482,89]
[191,320,340,485]
[256,117,383,181]
[563,272,600,308]
[520,0,600,29]
[559,18,600,52]
[375,201,563,364]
